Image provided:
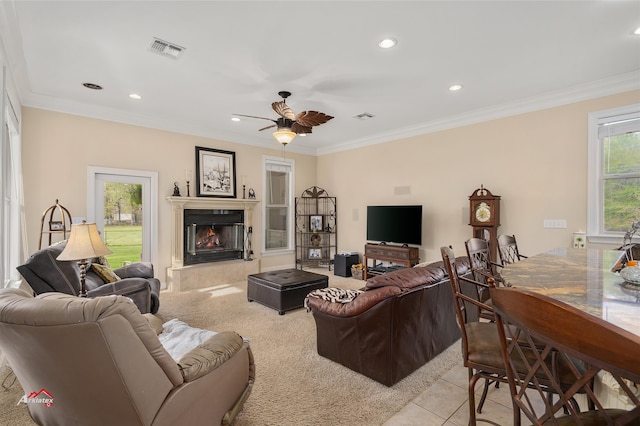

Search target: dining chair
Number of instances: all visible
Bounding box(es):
[441,245,504,424]
[464,238,504,320]
[497,234,528,265]
[491,286,640,425]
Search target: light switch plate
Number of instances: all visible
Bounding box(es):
[543,219,567,229]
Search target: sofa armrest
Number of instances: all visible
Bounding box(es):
[143,313,164,335]
[306,286,401,318]
[86,278,152,313]
[177,331,245,382]
[113,262,154,279]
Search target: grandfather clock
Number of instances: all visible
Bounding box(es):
[469,185,501,262]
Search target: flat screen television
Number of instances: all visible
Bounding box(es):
[366,205,422,245]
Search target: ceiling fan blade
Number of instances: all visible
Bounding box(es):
[233,113,275,122]
[292,123,312,134]
[295,111,334,127]
[258,124,276,132]
[272,101,296,120]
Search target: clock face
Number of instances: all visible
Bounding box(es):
[475,202,491,223]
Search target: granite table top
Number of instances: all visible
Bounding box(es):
[500,247,639,337]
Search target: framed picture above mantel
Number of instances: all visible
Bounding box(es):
[195,146,237,198]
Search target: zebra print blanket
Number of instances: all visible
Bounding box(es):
[304,287,363,310]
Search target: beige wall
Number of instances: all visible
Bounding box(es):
[318,90,640,263]
[21,107,318,279]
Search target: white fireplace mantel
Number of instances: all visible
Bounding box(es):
[166,196,260,268]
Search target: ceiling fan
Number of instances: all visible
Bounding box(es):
[233,91,334,145]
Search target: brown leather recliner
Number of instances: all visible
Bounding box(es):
[306,257,470,386]
[17,240,161,314]
[0,288,254,425]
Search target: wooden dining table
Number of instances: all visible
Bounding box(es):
[500,247,639,338]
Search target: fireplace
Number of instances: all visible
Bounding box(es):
[184,209,244,265]
[166,196,260,291]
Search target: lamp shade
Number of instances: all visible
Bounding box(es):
[272,129,296,145]
[57,222,112,261]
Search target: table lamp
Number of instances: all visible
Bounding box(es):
[57,221,112,297]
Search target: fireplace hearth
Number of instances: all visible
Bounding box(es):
[166,196,260,291]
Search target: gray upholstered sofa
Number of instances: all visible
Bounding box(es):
[17,241,161,314]
[306,257,470,386]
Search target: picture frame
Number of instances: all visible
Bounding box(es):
[310,233,322,246]
[49,221,64,231]
[309,248,322,259]
[195,146,237,198]
[309,215,323,232]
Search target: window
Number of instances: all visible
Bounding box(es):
[262,157,294,253]
[587,104,640,244]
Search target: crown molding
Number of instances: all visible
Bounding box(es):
[317,71,640,156]
[18,70,640,158]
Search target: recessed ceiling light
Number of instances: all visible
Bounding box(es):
[129,93,142,100]
[449,84,463,91]
[378,38,397,49]
[82,82,103,90]
[635,27,640,35]
[231,117,240,122]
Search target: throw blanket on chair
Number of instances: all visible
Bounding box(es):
[304,287,363,310]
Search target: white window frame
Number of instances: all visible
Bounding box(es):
[587,103,640,244]
[1,73,25,289]
[262,156,295,255]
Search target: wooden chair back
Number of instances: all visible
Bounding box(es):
[491,287,640,425]
[497,234,527,265]
[441,246,494,326]
[465,238,503,283]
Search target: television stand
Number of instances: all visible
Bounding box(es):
[363,243,420,280]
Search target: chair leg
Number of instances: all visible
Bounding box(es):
[477,378,491,414]
[468,368,481,425]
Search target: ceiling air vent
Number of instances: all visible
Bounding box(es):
[353,112,375,120]
[149,38,185,59]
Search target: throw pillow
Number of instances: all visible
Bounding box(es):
[91,263,121,283]
[96,255,111,268]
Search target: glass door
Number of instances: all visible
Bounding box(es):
[88,167,158,268]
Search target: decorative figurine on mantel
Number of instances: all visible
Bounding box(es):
[172,182,181,197]
[185,169,192,197]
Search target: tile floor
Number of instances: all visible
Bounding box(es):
[383,363,516,426]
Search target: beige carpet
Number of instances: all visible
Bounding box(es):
[0,269,461,425]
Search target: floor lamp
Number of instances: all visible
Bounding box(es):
[57,221,112,297]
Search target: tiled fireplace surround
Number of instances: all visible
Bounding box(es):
[166,196,260,291]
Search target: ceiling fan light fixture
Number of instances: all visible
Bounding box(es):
[273,129,296,145]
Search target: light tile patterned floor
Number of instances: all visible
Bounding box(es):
[382,363,516,426]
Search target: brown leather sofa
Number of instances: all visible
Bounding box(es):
[17,240,161,314]
[305,257,470,386]
[0,288,254,425]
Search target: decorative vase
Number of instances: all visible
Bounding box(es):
[573,231,586,249]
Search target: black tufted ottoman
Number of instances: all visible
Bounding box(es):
[247,269,328,315]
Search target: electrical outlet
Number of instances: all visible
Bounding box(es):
[543,219,567,229]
